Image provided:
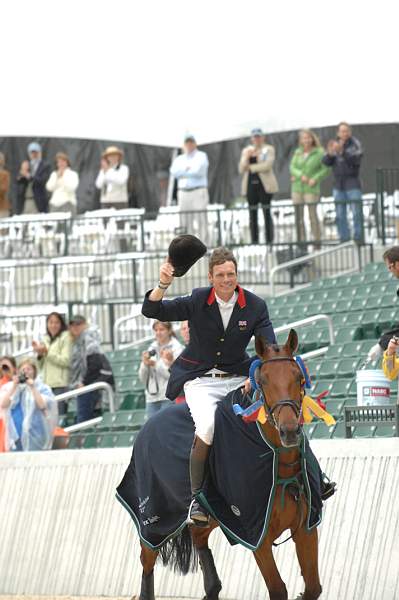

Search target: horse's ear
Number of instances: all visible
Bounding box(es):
[285,329,299,355]
[255,336,270,358]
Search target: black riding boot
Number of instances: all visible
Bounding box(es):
[189,435,211,527]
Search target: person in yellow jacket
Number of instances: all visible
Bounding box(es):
[382,336,399,380]
[32,312,72,415]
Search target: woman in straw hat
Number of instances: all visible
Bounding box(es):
[46,152,79,214]
[95,146,129,209]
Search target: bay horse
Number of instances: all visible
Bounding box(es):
[132,329,322,600]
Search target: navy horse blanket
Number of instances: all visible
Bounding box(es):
[116,391,322,550]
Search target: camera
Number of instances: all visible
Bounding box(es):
[148,349,157,357]
[18,372,28,384]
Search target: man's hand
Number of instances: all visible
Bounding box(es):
[159,262,174,286]
[327,140,339,155]
[387,337,399,356]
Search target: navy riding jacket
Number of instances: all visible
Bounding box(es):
[141,285,276,400]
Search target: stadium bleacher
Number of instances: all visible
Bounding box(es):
[58,260,396,449]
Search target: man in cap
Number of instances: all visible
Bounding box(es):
[95,146,129,209]
[16,142,51,214]
[239,128,279,244]
[142,244,276,526]
[170,135,209,243]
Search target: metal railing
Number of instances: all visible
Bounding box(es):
[0,195,380,259]
[269,241,361,296]
[375,167,399,245]
[274,314,335,345]
[54,381,115,414]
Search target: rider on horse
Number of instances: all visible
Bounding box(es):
[142,244,335,527]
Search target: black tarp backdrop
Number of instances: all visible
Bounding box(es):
[1,123,398,213]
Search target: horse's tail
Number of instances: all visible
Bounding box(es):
[158,525,198,574]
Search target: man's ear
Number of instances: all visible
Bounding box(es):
[255,336,270,358]
[208,271,213,284]
[285,329,299,355]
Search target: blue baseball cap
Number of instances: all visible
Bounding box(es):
[250,128,264,137]
[27,142,42,153]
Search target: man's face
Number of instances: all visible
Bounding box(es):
[29,150,40,161]
[184,141,196,154]
[337,125,351,142]
[251,134,265,147]
[69,322,86,338]
[385,258,399,279]
[208,261,238,297]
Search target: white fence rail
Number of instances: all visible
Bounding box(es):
[0,439,398,599]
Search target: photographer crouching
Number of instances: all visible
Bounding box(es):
[0,359,57,451]
[139,321,183,419]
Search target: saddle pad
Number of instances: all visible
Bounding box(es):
[116,393,322,551]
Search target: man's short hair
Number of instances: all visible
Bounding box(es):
[383,246,399,263]
[208,247,237,274]
[337,121,352,132]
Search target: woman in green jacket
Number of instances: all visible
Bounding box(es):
[290,129,330,246]
[32,312,72,415]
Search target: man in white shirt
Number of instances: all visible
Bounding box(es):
[170,135,209,243]
[95,146,129,209]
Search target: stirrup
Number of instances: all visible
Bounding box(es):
[321,480,337,501]
[187,498,210,527]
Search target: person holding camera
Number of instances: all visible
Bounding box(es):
[95,146,129,209]
[139,320,183,418]
[0,358,57,451]
[0,356,17,452]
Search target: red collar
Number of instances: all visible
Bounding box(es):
[206,285,246,308]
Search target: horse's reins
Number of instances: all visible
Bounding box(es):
[256,355,306,546]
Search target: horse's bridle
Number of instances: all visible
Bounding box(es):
[256,356,304,428]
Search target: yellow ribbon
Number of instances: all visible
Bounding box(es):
[302,395,336,426]
[256,396,336,426]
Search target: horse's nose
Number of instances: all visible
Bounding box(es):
[279,424,301,447]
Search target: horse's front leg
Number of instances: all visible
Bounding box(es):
[254,538,288,600]
[292,525,322,600]
[133,542,158,600]
[191,522,222,600]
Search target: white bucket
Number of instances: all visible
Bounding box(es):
[356,369,391,406]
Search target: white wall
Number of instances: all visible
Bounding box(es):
[0,439,398,599]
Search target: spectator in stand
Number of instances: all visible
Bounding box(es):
[46,153,79,214]
[322,122,363,243]
[180,320,190,345]
[139,321,183,418]
[69,315,110,423]
[0,358,57,451]
[170,135,209,243]
[32,312,72,416]
[95,146,129,209]
[239,128,279,245]
[290,129,330,248]
[0,153,11,218]
[0,356,17,452]
[16,142,51,214]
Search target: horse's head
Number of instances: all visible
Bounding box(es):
[254,329,303,448]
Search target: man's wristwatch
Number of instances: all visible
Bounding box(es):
[158,281,169,290]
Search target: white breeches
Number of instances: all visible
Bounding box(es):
[184,376,247,445]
